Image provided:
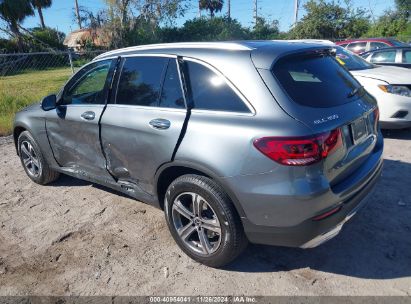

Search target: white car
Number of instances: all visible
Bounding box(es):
[288,40,411,129]
[335,47,411,129]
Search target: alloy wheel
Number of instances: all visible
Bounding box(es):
[20,140,41,177]
[171,192,222,255]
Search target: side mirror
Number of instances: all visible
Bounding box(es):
[41,94,57,111]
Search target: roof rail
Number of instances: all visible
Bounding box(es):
[94,42,253,60]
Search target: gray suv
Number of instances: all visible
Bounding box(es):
[13,41,383,267]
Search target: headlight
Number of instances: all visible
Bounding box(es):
[378,85,411,97]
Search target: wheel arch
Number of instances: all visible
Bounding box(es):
[13,124,29,155]
[154,161,246,218]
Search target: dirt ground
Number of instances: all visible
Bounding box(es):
[0,130,411,296]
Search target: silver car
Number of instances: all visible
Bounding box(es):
[13,41,383,267]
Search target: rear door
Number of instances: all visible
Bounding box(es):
[100,55,187,193]
[255,50,379,186]
[46,59,115,178]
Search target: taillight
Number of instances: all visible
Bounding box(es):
[253,128,342,166]
[373,107,380,131]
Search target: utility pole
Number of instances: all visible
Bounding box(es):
[227,0,231,19]
[293,0,299,25]
[74,0,82,29]
[198,0,202,18]
[254,0,258,26]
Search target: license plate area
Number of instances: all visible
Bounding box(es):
[351,117,368,144]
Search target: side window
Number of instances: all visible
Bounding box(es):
[339,43,348,48]
[370,42,389,50]
[403,51,411,63]
[347,42,367,53]
[116,57,168,106]
[185,61,249,113]
[370,50,396,63]
[62,60,112,105]
[159,60,185,109]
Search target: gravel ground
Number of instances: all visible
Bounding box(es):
[0,130,411,296]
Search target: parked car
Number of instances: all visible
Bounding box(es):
[360,47,411,69]
[336,38,407,54]
[334,46,411,129]
[13,41,383,267]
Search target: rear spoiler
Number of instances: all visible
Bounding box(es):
[251,45,334,70]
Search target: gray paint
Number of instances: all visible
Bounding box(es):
[13,41,383,247]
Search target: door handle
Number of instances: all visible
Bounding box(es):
[149,118,171,130]
[81,111,95,121]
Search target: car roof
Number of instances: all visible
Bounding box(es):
[336,38,400,44]
[94,40,332,69]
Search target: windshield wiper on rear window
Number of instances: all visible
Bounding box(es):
[347,86,364,98]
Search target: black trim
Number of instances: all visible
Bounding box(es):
[99,57,121,182]
[171,57,191,161]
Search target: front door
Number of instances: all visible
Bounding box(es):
[46,59,115,178]
[100,56,188,194]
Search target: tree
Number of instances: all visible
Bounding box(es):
[395,0,411,13]
[367,0,410,37]
[0,0,34,51]
[199,0,223,18]
[31,0,52,29]
[180,17,249,41]
[135,0,189,26]
[289,0,370,39]
[105,0,131,28]
[252,17,279,40]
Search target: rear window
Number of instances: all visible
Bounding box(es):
[272,53,360,108]
[185,61,250,113]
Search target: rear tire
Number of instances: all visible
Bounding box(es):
[164,174,247,267]
[18,131,60,185]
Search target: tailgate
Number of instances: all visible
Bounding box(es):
[255,50,379,186]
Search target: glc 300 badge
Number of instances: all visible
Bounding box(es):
[314,114,339,125]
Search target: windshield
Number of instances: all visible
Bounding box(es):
[334,47,375,71]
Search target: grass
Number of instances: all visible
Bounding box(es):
[0,68,72,136]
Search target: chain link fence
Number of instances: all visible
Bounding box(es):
[0,50,107,77]
[0,50,108,135]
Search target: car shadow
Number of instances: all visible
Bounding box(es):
[225,158,411,279]
[49,174,131,199]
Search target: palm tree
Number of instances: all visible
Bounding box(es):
[0,0,34,51]
[199,0,224,18]
[31,0,52,29]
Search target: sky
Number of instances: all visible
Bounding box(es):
[21,0,397,34]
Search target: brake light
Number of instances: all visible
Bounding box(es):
[373,107,380,131]
[253,128,342,166]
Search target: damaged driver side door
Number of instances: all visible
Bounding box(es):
[46,59,116,179]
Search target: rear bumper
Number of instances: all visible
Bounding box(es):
[380,119,411,130]
[241,159,382,247]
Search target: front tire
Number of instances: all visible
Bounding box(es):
[164,174,247,267]
[18,131,60,185]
